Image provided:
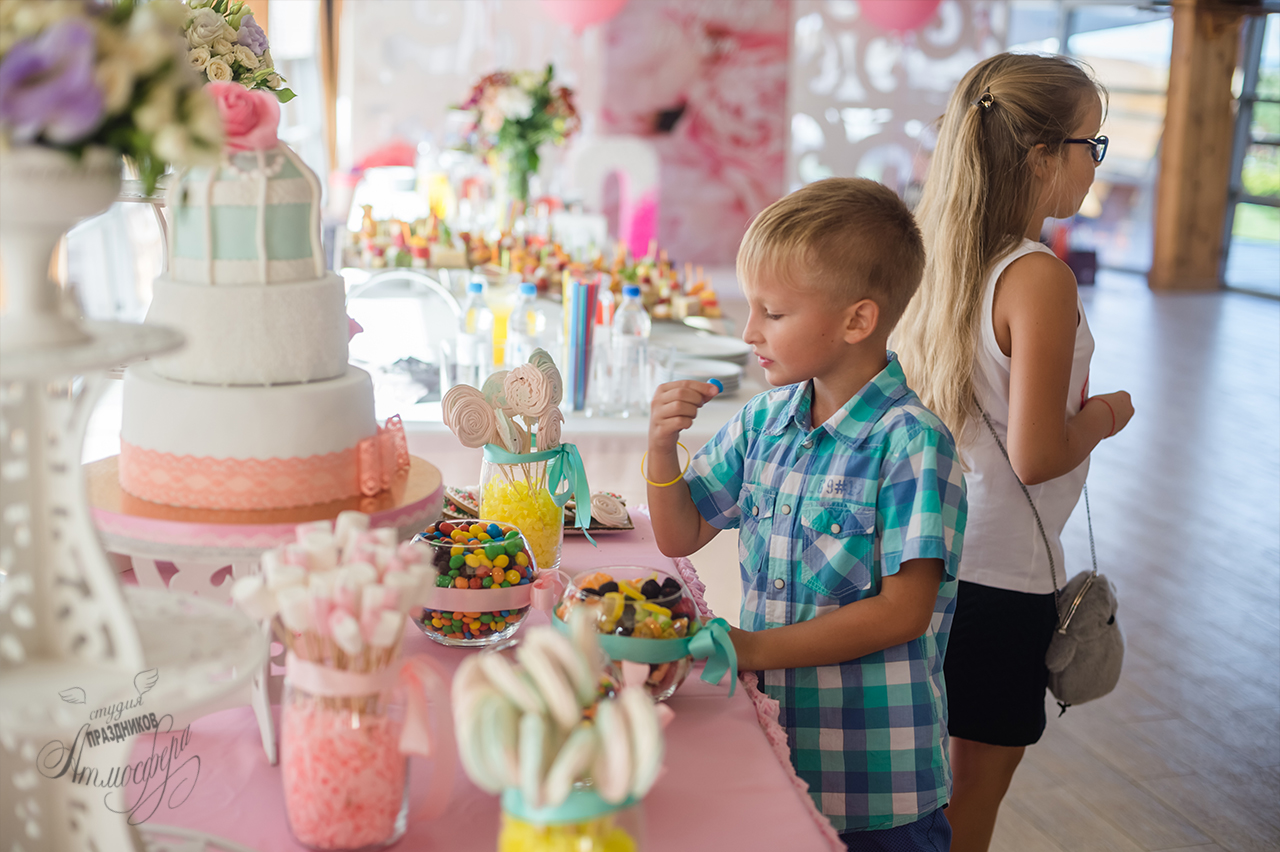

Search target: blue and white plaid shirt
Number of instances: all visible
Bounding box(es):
[685,353,967,832]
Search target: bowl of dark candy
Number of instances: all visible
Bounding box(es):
[411,520,537,647]
[555,566,703,701]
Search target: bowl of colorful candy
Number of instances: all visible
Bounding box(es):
[412,520,538,647]
[555,567,704,701]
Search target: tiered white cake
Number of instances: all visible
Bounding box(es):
[119,144,406,511]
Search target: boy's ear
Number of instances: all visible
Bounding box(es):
[843,298,879,345]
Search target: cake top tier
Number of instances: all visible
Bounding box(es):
[167,142,327,287]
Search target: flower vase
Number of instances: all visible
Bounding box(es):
[281,669,410,850]
[509,165,532,205]
[479,455,565,573]
[0,146,122,354]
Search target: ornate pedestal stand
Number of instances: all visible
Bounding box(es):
[0,149,266,852]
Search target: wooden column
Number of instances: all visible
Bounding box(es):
[1149,0,1247,291]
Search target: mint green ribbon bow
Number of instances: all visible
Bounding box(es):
[553,615,737,696]
[483,442,595,545]
[502,787,638,825]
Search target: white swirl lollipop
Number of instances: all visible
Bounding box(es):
[445,386,500,449]
[442,383,483,429]
[529,348,563,409]
[536,407,563,452]
[505,363,553,419]
[590,492,630,528]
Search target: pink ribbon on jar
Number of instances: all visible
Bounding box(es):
[285,652,455,821]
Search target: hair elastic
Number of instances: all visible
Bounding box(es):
[972,87,995,111]
[641,442,690,488]
[1091,396,1116,438]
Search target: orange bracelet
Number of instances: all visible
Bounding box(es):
[1092,396,1116,437]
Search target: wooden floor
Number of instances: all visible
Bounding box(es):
[416,274,1280,850]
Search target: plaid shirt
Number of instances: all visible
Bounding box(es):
[685,353,967,832]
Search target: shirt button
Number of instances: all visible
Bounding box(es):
[780,505,791,515]
[752,506,759,517]
[773,578,785,590]
[830,523,841,534]
[802,439,813,449]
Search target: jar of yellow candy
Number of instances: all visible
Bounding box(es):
[498,789,644,852]
[479,455,566,573]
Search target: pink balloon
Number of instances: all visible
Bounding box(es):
[538,0,630,32]
[859,0,941,33]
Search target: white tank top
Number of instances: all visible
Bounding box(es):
[959,239,1094,594]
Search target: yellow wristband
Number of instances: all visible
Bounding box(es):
[641,442,690,487]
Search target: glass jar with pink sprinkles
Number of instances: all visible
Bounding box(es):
[281,672,408,850]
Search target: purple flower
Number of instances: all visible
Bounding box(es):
[0,19,103,145]
[236,15,268,57]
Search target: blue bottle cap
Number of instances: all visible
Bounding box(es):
[623,285,642,298]
[467,280,485,294]
[708,378,724,394]
[519,282,537,296]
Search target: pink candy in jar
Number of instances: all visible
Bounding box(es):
[281,686,409,850]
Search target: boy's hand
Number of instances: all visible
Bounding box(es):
[649,381,720,452]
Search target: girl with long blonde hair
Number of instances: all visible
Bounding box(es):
[894,53,1134,852]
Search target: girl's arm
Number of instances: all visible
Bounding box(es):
[646,381,721,557]
[730,558,943,670]
[994,252,1133,485]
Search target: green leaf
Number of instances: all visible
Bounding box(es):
[275,88,297,104]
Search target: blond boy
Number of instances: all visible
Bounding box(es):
[646,178,967,849]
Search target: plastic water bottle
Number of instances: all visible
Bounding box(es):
[456,279,493,388]
[505,282,545,367]
[610,285,651,418]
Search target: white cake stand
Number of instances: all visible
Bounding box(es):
[0,148,267,852]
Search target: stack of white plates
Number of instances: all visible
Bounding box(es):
[650,327,752,366]
[669,357,744,395]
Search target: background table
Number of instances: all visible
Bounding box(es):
[132,510,841,851]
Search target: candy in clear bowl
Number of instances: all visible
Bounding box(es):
[556,566,701,701]
[411,520,537,647]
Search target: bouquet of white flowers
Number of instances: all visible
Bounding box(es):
[183,0,294,102]
[0,0,223,193]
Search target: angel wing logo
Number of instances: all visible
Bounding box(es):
[134,668,159,698]
[59,687,86,705]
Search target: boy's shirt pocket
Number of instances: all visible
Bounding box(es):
[797,502,876,604]
[737,482,776,583]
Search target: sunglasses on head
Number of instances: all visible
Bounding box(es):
[1063,135,1108,164]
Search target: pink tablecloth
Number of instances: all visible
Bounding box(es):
[134,511,841,851]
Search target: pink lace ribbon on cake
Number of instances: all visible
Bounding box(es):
[358,415,410,497]
[119,416,410,511]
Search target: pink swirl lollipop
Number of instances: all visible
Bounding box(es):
[529,349,563,409]
[536,407,564,452]
[442,384,483,429]
[504,363,552,419]
[445,387,500,449]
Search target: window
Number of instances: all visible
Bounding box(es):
[1224,13,1280,298]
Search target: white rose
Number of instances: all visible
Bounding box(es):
[186,8,231,48]
[211,36,234,56]
[205,58,234,83]
[153,125,193,164]
[494,87,534,120]
[122,28,172,75]
[187,46,212,71]
[134,85,176,134]
[267,73,282,88]
[95,58,134,116]
[185,90,223,146]
[231,45,259,69]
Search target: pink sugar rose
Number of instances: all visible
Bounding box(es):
[207,81,279,151]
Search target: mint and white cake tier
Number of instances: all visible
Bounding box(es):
[166,143,326,286]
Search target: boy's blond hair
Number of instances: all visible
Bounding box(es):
[736,177,925,328]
